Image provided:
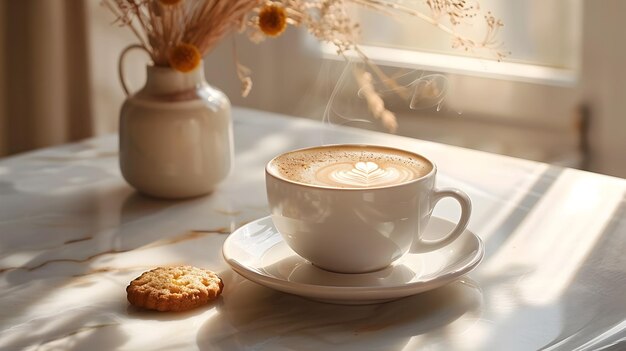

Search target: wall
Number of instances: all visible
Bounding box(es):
[200,5,625,178]
[86,1,139,135]
[201,30,323,120]
[204,31,582,166]
[83,2,625,178]
[581,0,626,178]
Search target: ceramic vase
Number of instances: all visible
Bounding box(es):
[118,50,233,199]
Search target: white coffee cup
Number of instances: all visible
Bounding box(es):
[266,144,471,274]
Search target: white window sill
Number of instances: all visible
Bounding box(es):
[321,44,578,87]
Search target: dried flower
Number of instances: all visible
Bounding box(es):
[354,69,398,132]
[258,5,287,37]
[168,43,201,72]
[103,0,259,66]
[232,39,253,97]
[104,0,506,132]
[159,0,183,6]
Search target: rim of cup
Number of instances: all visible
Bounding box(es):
[265,144,437,191]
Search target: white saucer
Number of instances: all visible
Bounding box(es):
[222,216,484,305]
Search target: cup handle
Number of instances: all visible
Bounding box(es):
[415,188,472,251]
[118,44,148,97]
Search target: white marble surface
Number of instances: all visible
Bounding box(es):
[1,107,625,350]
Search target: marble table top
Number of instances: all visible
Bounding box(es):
[1,107,625,350]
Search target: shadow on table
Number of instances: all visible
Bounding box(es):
[0,307,129,350]
[2,188,183,284]
[125,297,224,322]
[196,274,483,351]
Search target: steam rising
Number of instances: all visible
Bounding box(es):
[322,61,453,132]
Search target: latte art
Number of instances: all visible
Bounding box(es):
[336,161,388,184]
[318,161,416,188]
[268,145,432,189]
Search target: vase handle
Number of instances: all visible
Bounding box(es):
[118,44,149,97]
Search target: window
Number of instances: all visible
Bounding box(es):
[313,1,585,165]
[338,0,583,86]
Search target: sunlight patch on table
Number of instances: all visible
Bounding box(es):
[483,169,623,306]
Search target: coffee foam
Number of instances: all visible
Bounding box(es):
[268,146,432,188]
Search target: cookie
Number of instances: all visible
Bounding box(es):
[127,266,223,312]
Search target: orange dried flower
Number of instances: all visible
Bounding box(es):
[258,5,287,37]
[168,43,201,72]
[159,0,183,6]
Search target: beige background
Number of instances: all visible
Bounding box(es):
[1,0,625,178]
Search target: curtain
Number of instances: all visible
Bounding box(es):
[0,0,93,156]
